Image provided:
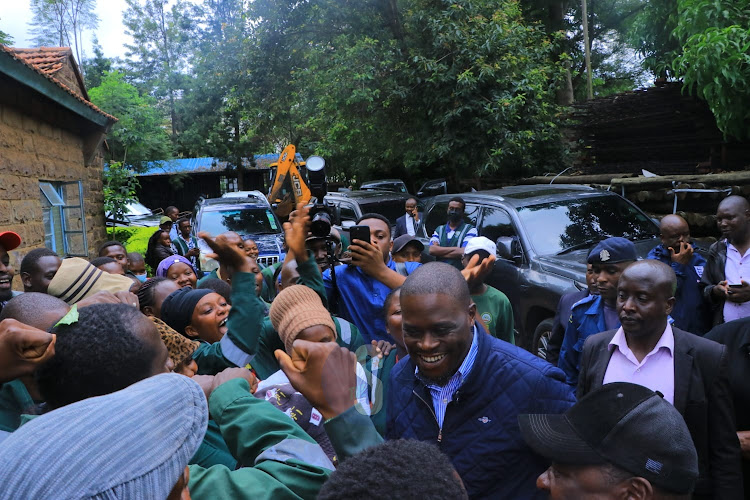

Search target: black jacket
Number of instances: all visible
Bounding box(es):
[706,318,750,493]
[578,327,743,499]
[701,240,728,326]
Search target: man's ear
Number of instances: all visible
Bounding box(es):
[184,324,199,339]
[618,476,652,500]
[665,295,676,317]
[142,306,155,317]
[468,302,477,324]
[20,272,31,289]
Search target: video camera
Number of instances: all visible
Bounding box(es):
[305,156,339,239]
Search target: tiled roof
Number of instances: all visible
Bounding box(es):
[0,45,116,123]
[9,47,71,78]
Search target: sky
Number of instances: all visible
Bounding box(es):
[0,0,134,60]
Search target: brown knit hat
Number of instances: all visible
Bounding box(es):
[269,285,337,354]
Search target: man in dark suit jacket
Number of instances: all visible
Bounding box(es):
[577,260,742,499]
[392,198,421,239]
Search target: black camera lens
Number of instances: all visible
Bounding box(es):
[310,211,332,238]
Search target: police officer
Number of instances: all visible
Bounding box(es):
[558,237,636,386]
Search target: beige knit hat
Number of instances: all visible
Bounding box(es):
[269,285,337,354]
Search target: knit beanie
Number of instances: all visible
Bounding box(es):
[269,285,337,354]
[161,287,213,336]
[0,373,206,498]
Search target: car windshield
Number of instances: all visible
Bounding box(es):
[126,202,152,216]
[359,200,407,225]
[516,196,658,256]
[198,207,280,236]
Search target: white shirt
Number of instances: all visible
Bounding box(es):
[603,323,675,404]
[405,214,417,236]
[723,243,750,322]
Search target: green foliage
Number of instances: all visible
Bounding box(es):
[123,0,203,139]
[675,25,750,140]
[103,162,140,235]
[84,38,113,89]
[89,71,172,169]
[0,20,13,45]
[109,226,157,257]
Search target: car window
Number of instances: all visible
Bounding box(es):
[517,195,658,256]
[425,202,480,237]
[358,199,409,225]
[338,202,358,222]
[479,206,517,242]
[198,207,280,236]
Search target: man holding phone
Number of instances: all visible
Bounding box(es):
[703,196,750,326]
[647,214,710,334]
[393,198,421,238]
[323,213,420,344]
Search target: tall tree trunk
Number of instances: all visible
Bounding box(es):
[549,0,574,105]
[235,118,244,191]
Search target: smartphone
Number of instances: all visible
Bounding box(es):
[729,284,744,289]
[349,225,371,245]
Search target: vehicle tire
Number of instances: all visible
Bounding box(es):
[532,318,556,360]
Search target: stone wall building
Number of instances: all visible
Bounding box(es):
[0,46,116,285]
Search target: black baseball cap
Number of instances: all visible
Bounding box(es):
[518,383,698,494]
[392,235,424,254]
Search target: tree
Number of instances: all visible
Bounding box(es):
[628,0,750,140]
[673,0,750,140]
[88,70,172,169]
[103,162,139,236]
[84,37,113,89]
[122,0,202,140]
[28,0,99,72]
[0,19,13,46]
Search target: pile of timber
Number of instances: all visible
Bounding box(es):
[518,171,750,238]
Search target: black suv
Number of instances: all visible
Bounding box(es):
[192,198,285,270]
[325,190,414,228]
[419,185,661,355]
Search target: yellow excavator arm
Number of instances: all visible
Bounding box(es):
[267,144,312,219]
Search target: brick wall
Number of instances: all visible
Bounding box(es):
[0,101,107,290]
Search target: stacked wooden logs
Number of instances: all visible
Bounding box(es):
[518,171,750,238]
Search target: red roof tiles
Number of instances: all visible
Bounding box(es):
[1,45,117,123]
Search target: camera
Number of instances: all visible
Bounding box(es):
[305,155,339,238]
[309,202,335,238]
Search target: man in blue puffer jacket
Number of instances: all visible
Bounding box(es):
[387,262,575,499]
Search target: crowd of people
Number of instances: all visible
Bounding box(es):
[0,193,750,499]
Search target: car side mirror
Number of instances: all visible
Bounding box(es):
[496,236,522,264]
[417,191,424,198]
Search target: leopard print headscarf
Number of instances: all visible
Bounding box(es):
[151,316,200,366]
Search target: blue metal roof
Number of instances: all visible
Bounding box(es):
[138,154,305,177]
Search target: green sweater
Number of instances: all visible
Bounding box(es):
[0,379,36,433]
[188,378,333,499]
[472,284,515,344]
[230,254,365,380]
[192,271,268,375]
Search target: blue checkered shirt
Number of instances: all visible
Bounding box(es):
[416,327,479,429]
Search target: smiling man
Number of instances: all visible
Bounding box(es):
[577,260,743,500]
[558,237,636,387]
[387,262,575,499]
